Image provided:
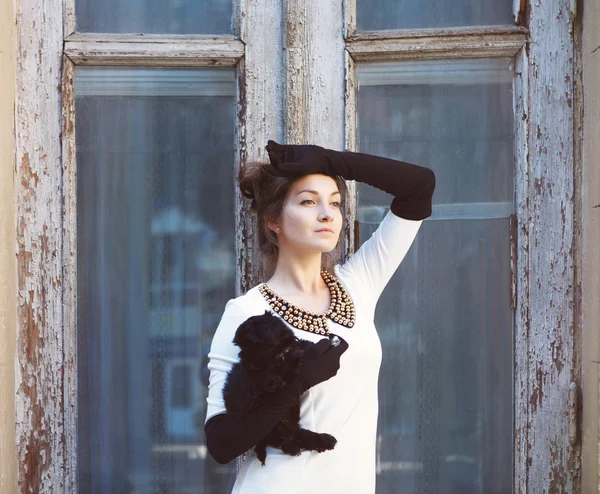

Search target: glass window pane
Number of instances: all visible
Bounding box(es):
[75,67,237,493]
[357,1,513,30]
[171,364,191,408]
[76,0,233,34]
[356,59,514,494]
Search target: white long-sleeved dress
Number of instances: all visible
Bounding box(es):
[205,211,423,494]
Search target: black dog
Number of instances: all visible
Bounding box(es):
[223,310,337,465]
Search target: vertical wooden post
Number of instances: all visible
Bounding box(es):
[234,0,285,291]
[15,0,66,492]
[61,55,77,494]
[514,0,579,491]
[283,0,345,148]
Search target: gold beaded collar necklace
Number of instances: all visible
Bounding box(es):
[258,270,356,336]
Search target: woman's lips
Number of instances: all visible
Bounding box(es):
[316,229,334,234]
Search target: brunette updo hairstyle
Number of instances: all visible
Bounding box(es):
[238,161,348,276]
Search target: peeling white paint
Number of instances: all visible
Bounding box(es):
[64,35,244,67]
[234,0,285,292]
[15,0,65,491]
[347,28,527,62]
[61,56,77,494]
[514,0,578,492]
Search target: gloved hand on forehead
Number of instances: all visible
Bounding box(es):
[265,140,336,177]
[264,139,437,221]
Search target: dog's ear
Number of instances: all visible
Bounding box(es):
[232,313,272,349]
[232,311,292,350]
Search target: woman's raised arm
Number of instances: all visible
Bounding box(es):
[264,141,436,301]
[264,140,436,221]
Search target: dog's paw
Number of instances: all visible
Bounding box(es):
[256,448,267,466]
[280,442,302,456]
[314,433,337,452]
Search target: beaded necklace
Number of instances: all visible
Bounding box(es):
[258,270,356,336]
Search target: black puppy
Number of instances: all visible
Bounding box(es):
[223,310,337,465]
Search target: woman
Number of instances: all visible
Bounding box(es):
[204,140,436,494]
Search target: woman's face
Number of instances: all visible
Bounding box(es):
[272,174,343,255]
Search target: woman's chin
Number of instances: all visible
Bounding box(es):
[319,242,340,253]
[300,241,338,254]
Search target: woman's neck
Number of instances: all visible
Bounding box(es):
[267,252,325,296]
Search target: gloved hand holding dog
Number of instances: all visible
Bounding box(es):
[297,335,349,392]
[220,312,349,465]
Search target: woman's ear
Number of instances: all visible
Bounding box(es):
[267,221,281,234]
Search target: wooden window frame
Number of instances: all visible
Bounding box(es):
[14,0,580,491]
[342,0,580,492]
[17,0,287,490]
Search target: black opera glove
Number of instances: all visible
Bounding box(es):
[297,335,349,392]
[264,140,436,221]
[265,140,335,177]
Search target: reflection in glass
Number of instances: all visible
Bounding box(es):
[357,0,513,30]
[356,59,514,494]
[76,67,236,493]
[76,0,232,34]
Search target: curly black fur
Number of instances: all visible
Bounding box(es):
[223,310,337,465]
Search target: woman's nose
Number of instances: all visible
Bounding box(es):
[318,209,334,222]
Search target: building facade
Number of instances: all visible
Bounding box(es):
[0,0,598,492]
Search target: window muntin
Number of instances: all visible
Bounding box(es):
[75,67,237,493]
[356,59,514,493]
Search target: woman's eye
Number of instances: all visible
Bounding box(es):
[300,199,341,207]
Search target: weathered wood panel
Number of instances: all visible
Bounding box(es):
[513,45,530,494]
[343,50,357,257]
[513,0,527,25]
[284,0,345,146]
[348,25,528,40]
[61,55,77,494]
[303,0,345,150]
[63,0,75,37]
[15,0,65,492]
[343,0,356,39]
[234,0,285,293]
[346,30,527,61]
[514,0,579,491]
[64,35,244,66]
[284,0,308,145]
